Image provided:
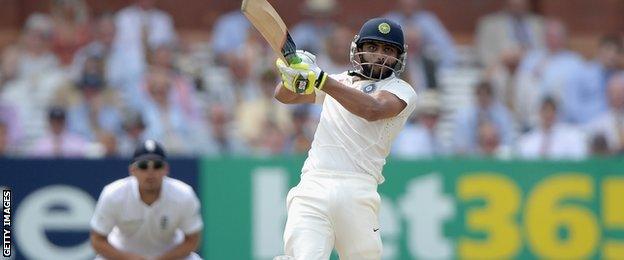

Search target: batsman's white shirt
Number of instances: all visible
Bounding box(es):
[302,72,418,183]
[284,72,417,260]
[90,176,203,258]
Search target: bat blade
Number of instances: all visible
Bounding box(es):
[241,0,297,63]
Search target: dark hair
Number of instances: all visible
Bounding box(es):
[48,106,66,120]
[541,96,558,111]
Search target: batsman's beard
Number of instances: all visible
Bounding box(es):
[362,63,394,79]
[353,52,401,80]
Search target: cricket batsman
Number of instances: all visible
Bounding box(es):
[274,17,417,260]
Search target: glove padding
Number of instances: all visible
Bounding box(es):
[275,58,316,94]
[275,50,328,94]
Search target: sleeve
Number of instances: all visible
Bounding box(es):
[382,80,417,117]
[90,187,117,235]
[179,192,204,235]
[316,73,345,105]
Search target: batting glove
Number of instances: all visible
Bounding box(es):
[275,58,315,94]
[291,50,328,91]
[275,50,328,94]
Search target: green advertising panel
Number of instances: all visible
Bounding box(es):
[200,158,624,260]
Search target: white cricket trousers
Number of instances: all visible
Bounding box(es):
[283,170,382,260]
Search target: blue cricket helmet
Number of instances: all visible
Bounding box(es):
[350,17,408,80]
[355,18,405,53]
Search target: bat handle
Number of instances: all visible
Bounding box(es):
[286,54,302,65]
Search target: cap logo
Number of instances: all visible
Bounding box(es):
[145,140,156,152]
[378,23,391,34]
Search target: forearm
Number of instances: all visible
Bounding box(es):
[274,83,298,103]
[321,77,383,121]
[156,235,200,260]
[274,83,315,104]
[91,232,135,260]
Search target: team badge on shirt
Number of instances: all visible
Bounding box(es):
[161,215,168,230]
[361,83,377,93]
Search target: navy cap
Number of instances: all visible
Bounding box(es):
[356,17,405,53]
[132,139,166,163]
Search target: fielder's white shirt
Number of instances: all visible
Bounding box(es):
[302,72,417,183]
[90,176,203,257]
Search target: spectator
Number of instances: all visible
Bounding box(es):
[0,103,21,154]
[402,24,438,91]
[285,106,315,154]
[584,74,624,154]
[235,69,292,150]
[476,119,511,159]
[0,39,20,85]
[514,19,588,129]
[482,43,524,111]
[452,81,515,155]
[148,43,202,121]
[385,0,457,67]
[198,103,248,156]
[9,14,59,79]
[70,13,116,83]
[392,90,445,158]
[589,134,610,157]
[49,0,91,66]
[97,131,118,157]
[29,106,91,158]
[317,24,353,74]
[516,97,587,160]
[291,0,337,54]
[255,119,288,156]
[108,0,177,110]
[67,55,122,141]
[0,14,65,145]
[140,68,193,155]
[205,28,268,114]
[582,35,624,120]
[113,0,176,56]
[117,110,148,157]
[210,9,250,62]
[476,0,544,67]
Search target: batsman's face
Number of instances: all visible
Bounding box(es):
[130,160,169,192]
[360,42,400,78]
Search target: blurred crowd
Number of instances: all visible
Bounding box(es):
[0,0,622,160]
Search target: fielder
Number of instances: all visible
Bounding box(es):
[274,18,417,260]
[90,140,203,260]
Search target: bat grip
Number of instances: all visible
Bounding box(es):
[286,54,302,65]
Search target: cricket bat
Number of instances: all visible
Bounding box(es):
[241,0,301,64]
